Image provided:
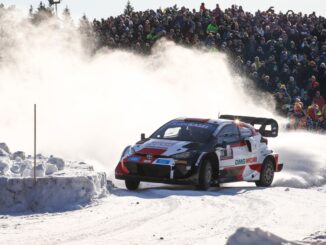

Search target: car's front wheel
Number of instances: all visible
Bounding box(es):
[197,159,212,191]
[255,159,274,187]
[125,179,140,190]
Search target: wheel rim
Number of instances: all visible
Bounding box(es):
[264,164,274,183]
[206,164,212,184]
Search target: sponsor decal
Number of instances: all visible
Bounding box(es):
[128,156,141,162]
[235,159,246,165]
[171,121,215,129]
[146,140,178,148]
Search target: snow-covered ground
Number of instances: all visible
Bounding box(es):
[0,183,325,244]
[0,143,107,213]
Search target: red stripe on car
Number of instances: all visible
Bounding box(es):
[224,165,246,181]
[137,148,166,156]
[249,163,262,172]
[274,154,279,171]
[230,141,247,148]
[246,157,257,163]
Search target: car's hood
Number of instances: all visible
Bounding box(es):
[133,139,201,156]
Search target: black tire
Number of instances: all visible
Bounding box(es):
[125,180,140,190]
[255,159,274,187]
[197,159,212,191]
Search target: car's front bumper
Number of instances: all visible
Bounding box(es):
[115,173,198,185]
[115,159,197,185]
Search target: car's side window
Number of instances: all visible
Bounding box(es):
[239,125,253,138]
[217,124,240,144]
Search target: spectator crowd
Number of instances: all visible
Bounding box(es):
[2,2,326,131]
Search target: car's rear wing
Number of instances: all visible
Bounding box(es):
[219,114,279,137]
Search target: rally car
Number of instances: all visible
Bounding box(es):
[115,115,283,190]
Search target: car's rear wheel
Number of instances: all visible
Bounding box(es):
[125,179,140,190]
[197,159,212,191]
[255,159,274,187]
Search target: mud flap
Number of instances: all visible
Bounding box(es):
[277,163,283,172]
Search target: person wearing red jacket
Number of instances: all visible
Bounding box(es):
[200,3,206,12]
[312,91,325,110]
[307,103,322,122]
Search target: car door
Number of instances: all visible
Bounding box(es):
[217,123,253,181]
[237,123,263,180]
[216,124,243,168]
[238,124,256,161]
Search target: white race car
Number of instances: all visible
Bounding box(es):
[115,115,283,190]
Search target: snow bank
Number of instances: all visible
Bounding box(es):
[0,143,108,213]
[226,227,298,245]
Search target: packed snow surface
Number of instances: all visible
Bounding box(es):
[0,184,325,244]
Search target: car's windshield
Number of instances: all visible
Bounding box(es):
[150,120,218,143]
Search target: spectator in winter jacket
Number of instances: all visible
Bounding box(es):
[206,19,218,34]
[312,91,325,110]
[323,104,326,119]
[307,103,322,122]
[200,3,206,13]
[301,91,311,108]
[293,102,305,118]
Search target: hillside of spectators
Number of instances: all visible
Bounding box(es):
[89,2,326,131]
[1,2,326,131]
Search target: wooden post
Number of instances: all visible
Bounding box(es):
[34,104,37,184]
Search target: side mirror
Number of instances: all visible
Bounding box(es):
[141,133,146,140]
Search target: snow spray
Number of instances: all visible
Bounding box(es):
[0,9,325,187]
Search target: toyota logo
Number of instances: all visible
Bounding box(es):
[146,154,153,160]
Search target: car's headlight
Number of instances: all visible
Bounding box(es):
[170,151,194,159]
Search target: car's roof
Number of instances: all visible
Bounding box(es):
[175,117,233,126]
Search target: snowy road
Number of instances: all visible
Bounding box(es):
[1,183,325,245]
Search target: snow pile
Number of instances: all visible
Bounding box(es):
[270,131,326,188]
[0,143,107,213]
[226,227,299,245]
